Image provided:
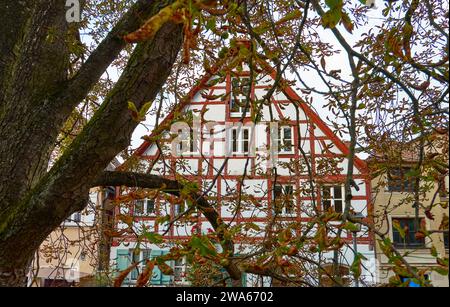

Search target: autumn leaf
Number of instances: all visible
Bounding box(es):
[114,262,138,287]
[136,260,155,287]
[124,1,186,43]
[424,208,435,220]
[320,56,326,71]
[341,12,354,34]
[402,22,413,60]
[393,220,406,239]
[158,261,174,275]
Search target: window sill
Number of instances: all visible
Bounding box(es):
[230,112,249,118]
[393,246,428,251]
[278,151,295,155]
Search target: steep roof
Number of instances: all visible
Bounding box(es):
[124,42,368,173]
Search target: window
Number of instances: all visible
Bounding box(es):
[66,212,81,223]
[174,258,185,283]
[177,128,195,154]
[321,185,343,213]
[230,77,251,117]
[276,126,293,153]
[126,250,174,285]
[130,251,142,281]
[273,184,295,215]
[174,201,185,216]
[134,199,156,216]
[230,127,251,154]
[392,218,425,248]
[387,167,416,192]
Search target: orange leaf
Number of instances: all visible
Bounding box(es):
[136,260,155,287]
[114,262,138,287]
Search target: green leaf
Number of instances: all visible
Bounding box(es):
[206,17,216,31]
[144,232,163,244]
[393,220,406,239]
[350,253,366,279]
[128,101,138,113]
[342,222,360,232]
[139,101,153,119]
[357,103,366,110]
[321,9,342,29]
[190,236,217,257]
[341,12,354,33]
[325,0,342,9]
[244,222,261,232]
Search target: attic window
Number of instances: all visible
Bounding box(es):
[387,167,416,193]
[276,126,293,153]
[177,128,196,155]
[230,77,251,117]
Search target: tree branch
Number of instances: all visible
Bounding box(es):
[93,171,242,281]
[59,0,174,110]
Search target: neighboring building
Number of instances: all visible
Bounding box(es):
[370,132,449,287]
[28,189,99,287]
[111,41,376,287]
[28,180,117,287]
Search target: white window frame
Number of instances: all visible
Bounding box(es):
[134,199,156,216]
[273,184,295,215]
[276,126,294,153]
[176,128,197,156]
[230,77,251,117]
[321,185,344,213]
[173,200,187,217]
[173,257,188,285]
[230,127,251,154]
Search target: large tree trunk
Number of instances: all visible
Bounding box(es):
[0,0,182,286]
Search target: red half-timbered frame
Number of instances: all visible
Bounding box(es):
[113,52,373,249]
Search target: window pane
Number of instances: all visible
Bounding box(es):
[243,129,249,153]
[243,129,249,140]
[230,99,239,112]
[323,200,331,211]
[146,200,155,214]
[284,139,292,151]
[393,218,425,248]
[274,185,283,200]
[334,200,342,213]
[322,187,331,199]
[142,250,151,260]
[232,130,238,152]
[285,201,294,214]
[284,127,291,139]
[334,186,342,199]
[284,185,294,195]
[243,140,249,153]
[134,200,144,216]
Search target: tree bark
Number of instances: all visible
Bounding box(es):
[0,1,182,286]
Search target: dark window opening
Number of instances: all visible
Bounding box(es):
[273,184,295,215]
[392,218,425,248]
[387,167,416,193]
[321,185,343,213]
